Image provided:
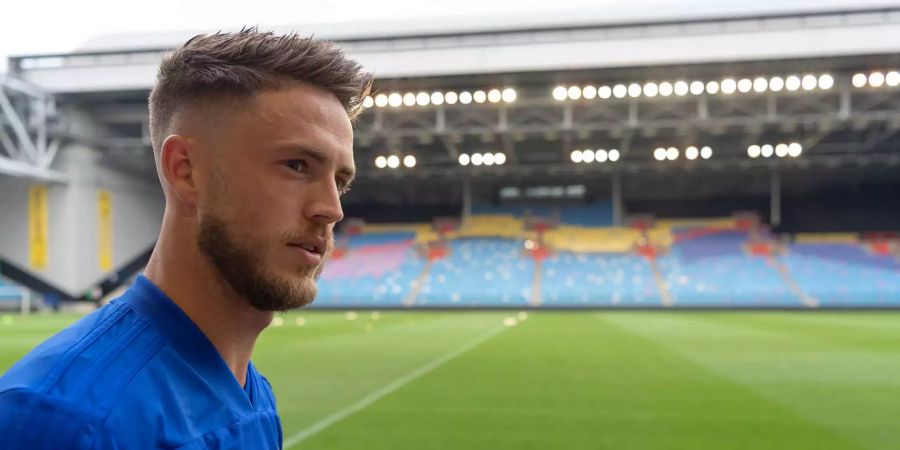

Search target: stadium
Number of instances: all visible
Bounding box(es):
[1,1,900,448]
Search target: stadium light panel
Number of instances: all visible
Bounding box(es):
[416,92,430,106]
[705,81,720,94]
[801,74,817,91]
[570,150,584,163]
[388,93,403,107]
[613,84,628,98]
[375,156,387,168]
[502,88,517,103]
[473,90,487,103]
[761,144,774,158]
[886,71,900,87]
[851,73,868,88]
[596,149,609,162]
[553,86,568,101]
[869,72,885,88]
[690,81,705,95]
[387,155,400,168]
[582,85,597,100]
[608,149,621,162]
[494,153,507,165]
[659,82,674,97]
[674,81,689,96]
[431,91,444,106]
[721,78,737,94]
[362,96,375,108]
[666,147,679,160]
[458,153,470,165]
[483,153,496,165]
[818,74,834,90]
[643,82,659,97]
[747,145,761,158]
[582,149,595,163]
[403,92,417,106]
[785,76,801,91]
[788,142,803,157]
[568,86,582,100]
[488,89,502,103]
[737,78,752,93]
[445,91,459,104]
[775,143,789,157]
[685,146,699,160]
[769,76,785,92]
[700,146,713,159]
[628,83,642,98]
[753,77,768,93]
[375,94,389,107]
[471,153,484,165]
[403,155,417,168]
[599,86,613,99]
[653,147,667,161]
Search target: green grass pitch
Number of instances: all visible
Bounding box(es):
[2,310,899,449]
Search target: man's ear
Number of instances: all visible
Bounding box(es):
[159,135,199,208]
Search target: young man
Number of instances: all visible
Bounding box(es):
[0,28,372,449]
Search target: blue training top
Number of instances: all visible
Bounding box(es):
[0,275,282,449]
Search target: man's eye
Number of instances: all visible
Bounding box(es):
[285,160,307,172]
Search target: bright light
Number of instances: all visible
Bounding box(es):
[628,83,642,98]
[431,91,444,105]
[685,146,699,160]
[788,142,803,157]
[483,152,496,165]
[570,150,584,163]
[760,144,774,158]
[706,81,720,94]
[851,73,868,88]
[785,76,801,91]
[458,153,470,166]
[666,147,679,160]
[659,81,674,97]
[403,92,416,106]
[599,86,613,99]
[737,78,752,93]
[690,81,705,95]
[524,240,536,250]
[700,146,713,159]
[494,153,507,165]
[403,155,417,167]
[753,77,768,93]
[362,96,375,108]
[471,153,484,166]
[596,149,609,162]
[608,149,621,161]
[674,81,690,96]
[721,78,737,94]
[643,82,659,97]
[445,91,458,104]
[582,149,595,163]
[613,84,628,98]
[388,93,403,107]
[886,71,900,87]
[748,145,761,158]
[487,89,502,103]
[568,85,582,100]
[387,155,400,168]
[775,143,789,157]
[769,76,785,92]
[653,147,667,161]
[502,88,517,103]
[801,74,817,91]
[473,90,487,103]
[582,85,597,99]
[459,91,473,104]
[553,86,568,101]
[818,74,834,90]
[869,72,885,88]
[374,94,389,107]
[416,92,430,106]
[375,156,387,168]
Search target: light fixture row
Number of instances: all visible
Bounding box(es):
[570,149,621,163]
[653,146,713,161]
[374,155,417,169]
[747,143,803,159]
[458,152,507,166]
[363,88,517,109]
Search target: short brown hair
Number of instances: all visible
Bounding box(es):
[148,27,373,155]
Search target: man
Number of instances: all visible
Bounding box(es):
[0,28,372,449]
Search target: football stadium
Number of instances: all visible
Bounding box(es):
[2,1,900,448]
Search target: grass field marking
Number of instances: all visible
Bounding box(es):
[282,323,507,448]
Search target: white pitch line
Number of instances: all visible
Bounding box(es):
[283,325,506,448]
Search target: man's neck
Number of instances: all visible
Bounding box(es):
[143,221,272,387]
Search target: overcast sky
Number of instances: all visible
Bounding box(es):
[1,0,894,73]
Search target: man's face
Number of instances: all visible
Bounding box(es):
[194,83,354,311]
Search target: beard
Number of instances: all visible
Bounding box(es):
[197,213,331,312]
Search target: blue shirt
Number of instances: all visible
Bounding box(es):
[0,275,282,449]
